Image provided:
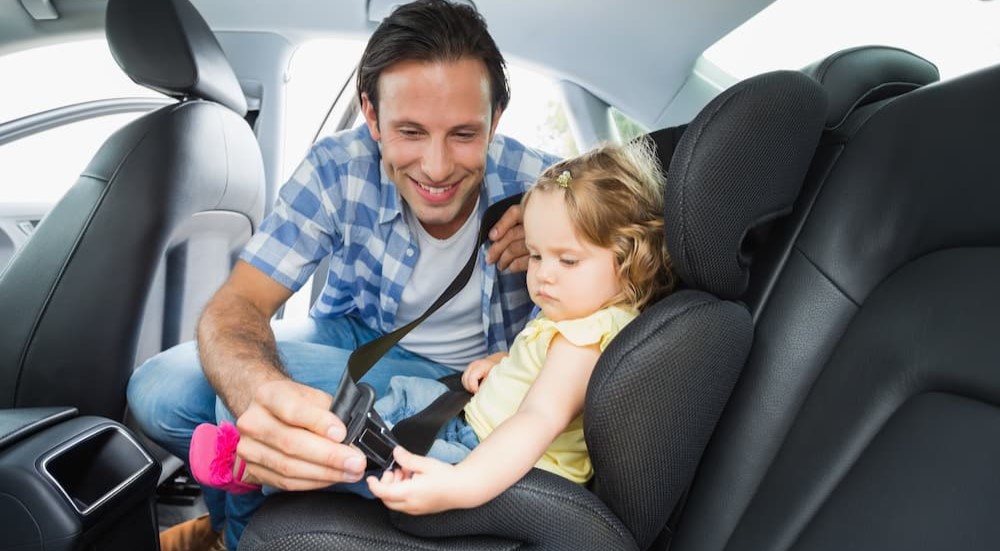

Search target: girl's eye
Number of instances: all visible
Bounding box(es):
[528,254,541,262]
[560,258,578,267]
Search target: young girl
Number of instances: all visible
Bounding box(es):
[189,140,675,514]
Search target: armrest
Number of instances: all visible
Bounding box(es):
[0,412,161,551]
[0,406,77,450]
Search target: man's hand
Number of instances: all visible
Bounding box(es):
[235,379,368,490]
[462,352,507,393]
[485,204,529,272]
[367,447,467,515]
[199,262,368,490]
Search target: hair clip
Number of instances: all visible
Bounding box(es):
[556,170,572,188]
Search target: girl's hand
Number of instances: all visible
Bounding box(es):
[367,448,465,514]
[462,352,507,393]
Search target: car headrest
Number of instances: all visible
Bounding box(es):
[802,45,939,130]
[661,70,827,300]
[105,0,248,116]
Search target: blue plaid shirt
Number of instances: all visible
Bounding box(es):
[240,125,560,353]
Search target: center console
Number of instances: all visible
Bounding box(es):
[0,408,160,551]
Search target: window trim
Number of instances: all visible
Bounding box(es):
[0,97,175,147]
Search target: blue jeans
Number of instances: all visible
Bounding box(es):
[126,316,455,550]
[375,376,480,463]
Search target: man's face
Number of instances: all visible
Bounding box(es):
[362,57,500,239]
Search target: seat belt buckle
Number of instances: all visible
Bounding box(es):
[355,409,399,471]
[336,382,399,471]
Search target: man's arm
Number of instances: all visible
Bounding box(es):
[198,260,367,489]
[198,260,291,416]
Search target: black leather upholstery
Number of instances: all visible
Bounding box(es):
[0,407,77,451]
[671,54,1000,551]
[0,0,264,420]
[801,45,939,130]
[744,45,941,318]
[106,0,248,115]
[238,70,826,551]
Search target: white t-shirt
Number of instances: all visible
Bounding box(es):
[394,206,488,370]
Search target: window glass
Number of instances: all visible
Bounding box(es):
[609,107,649,143]
[278,38,365,319]
[705,0,1000,80]
[0,39,164,125]
[0,39,166,204]
[0,113,147,203]
[498,64,578,158]
[281,38,367,183]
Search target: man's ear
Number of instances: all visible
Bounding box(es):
[488,107,503,141]
[361,93,380,141]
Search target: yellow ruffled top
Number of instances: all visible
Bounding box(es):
[463,306,638,483]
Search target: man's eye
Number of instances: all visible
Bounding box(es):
[455,132,477,140]
[399,129,423,138]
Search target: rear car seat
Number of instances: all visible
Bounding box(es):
[672,46,1000,551]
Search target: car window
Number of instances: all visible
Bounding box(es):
[0,113,150,203]
[610,107,650,143]
[281,38,368,184]
[0,39,164,123]
[705,0,1000,80]
[498,64,579,158]
[0,39,166,204]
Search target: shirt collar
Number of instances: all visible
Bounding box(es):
[482,136,511,206]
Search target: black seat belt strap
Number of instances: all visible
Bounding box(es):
[330,193,523,469]
[391,372,470,455]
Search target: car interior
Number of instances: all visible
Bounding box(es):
[0,0,998,550]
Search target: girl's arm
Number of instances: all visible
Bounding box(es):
[368,335,600,514]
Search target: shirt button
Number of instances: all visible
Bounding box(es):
[406,248,414,257]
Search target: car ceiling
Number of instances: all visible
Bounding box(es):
[1,0,777,127]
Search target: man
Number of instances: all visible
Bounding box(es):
[126,1,560,549]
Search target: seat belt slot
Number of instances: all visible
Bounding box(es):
[356,409,400,471]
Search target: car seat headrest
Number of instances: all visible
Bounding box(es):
[662,70,827,300]
[105,0,248,116]
[802,45,939,130]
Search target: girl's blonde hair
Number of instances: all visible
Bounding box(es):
[522,140,675,311]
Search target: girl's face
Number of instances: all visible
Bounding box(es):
[523,189,622,322]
